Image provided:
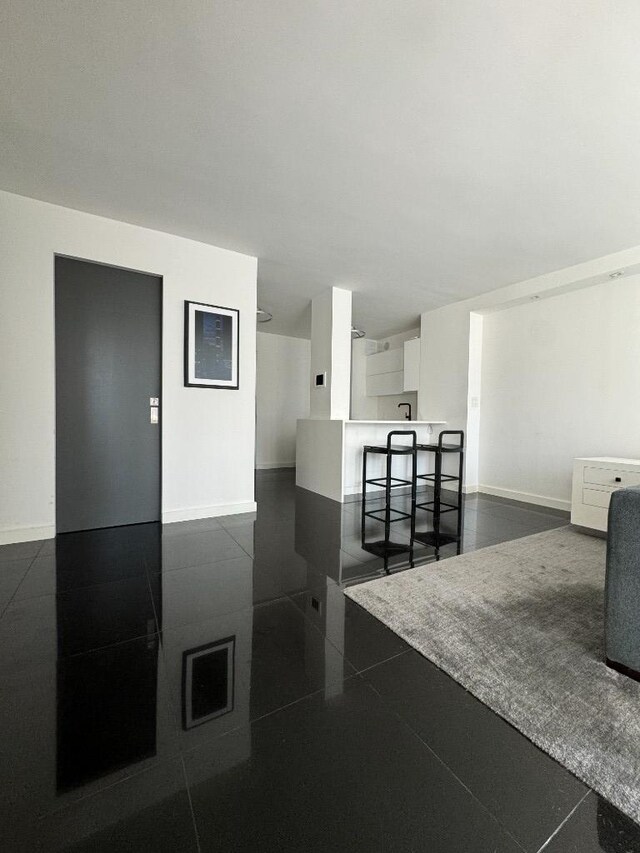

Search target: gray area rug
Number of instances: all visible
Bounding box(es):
[345,526,640,825]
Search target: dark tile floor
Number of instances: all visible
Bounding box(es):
[1,469,638,851]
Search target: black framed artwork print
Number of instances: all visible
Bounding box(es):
[181,637,235,730]
[184,301,239,389]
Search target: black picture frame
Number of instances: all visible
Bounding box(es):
[184,300,240,389]
[181,636,235,730]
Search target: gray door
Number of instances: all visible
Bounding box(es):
[55,257,162,533]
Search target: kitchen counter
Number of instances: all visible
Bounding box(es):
[345,419,446,425]
[296,418,447,502]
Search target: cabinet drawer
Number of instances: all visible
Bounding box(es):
[583,488,614,509]
[583,467,640,489]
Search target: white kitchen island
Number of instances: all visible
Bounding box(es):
[296,419,446,502]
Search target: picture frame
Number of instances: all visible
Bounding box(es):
[184,300,239,389]
[181,636,235,730]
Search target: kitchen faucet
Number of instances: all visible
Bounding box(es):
[398,403,412,421]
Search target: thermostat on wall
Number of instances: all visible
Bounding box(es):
[315,372,327,388]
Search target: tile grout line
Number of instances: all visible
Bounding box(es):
[534,790,591,853]
[38,755,182,821]
[286,586,414,674]
[157,552,252,575]
[223,525,254,559]
[0,542,44,619]
[364,678,529,852]
[353,647,413,675]
[143,559,183,735]
[177,673,362,764]
[180,755,203,853]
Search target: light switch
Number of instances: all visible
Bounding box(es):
[150,407,159,424]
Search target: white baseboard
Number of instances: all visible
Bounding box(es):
[255,462,295,470]
[162,501,257,524]
[0,524,56,546]
[477,484,571,512]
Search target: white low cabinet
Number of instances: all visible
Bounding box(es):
[571,457,640,532]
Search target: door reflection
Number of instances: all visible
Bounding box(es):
[55,523,162,792]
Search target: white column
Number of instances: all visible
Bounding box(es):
[310,287,352,420]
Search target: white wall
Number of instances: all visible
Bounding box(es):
[330,288,352,419]
[256,332,310,468]
[378,328,419,352]
[0,190,257,543]
[479,276,640,508]
[465,313,483,488]
[419,242,640,495]
[377,391,418,421]
[419,303,471,431]
[310,287,351,419]
[310,289,332,419]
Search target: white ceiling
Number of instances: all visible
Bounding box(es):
[2,1,640,338]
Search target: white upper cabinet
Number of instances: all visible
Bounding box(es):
[365,346,404,396]
[364,337,421,396]
[403,338,420,392]
[367,371,404,396]
[365,347,403,377]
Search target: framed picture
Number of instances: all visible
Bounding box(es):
[181,637,235,730]
[184,301,239,389]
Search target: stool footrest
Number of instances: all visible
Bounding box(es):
[415,500,459,514]
[364,445,417,454]
[416,473,460,483]
[365,508,413,523]
[365,476,413,488]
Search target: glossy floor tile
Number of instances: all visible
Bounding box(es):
[542,792,640,852]
[290,586,411,672]
[160,595,355,751]
[0,557,32,613]
[184,678,522,853]
[362,649,587,851]
[1,468,631,851]
[4,758,197,853]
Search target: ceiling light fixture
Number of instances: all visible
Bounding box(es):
[351,326,366,338]
[609,271,624,279]
[257,307,273,323]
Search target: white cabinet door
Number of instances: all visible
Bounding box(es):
[403,338,420,392]
[367,371,404,396]
[366,347,403,377]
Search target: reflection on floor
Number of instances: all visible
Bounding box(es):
[0,469,637,852]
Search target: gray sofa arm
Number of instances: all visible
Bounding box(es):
[605,485,640,679]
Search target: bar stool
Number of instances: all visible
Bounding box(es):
[361,430,417,574]
[412,430,464,560]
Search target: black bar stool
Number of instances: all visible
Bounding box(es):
[361,430,417,574]
[412,430,464,560]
